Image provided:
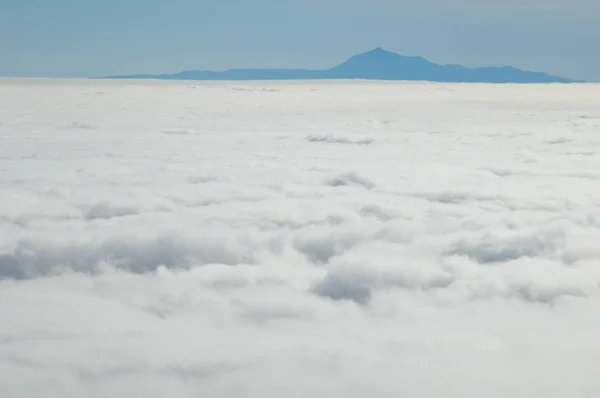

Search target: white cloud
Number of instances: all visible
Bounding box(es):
[1,79,600,397]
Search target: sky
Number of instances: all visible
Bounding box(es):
[1,0,599,81]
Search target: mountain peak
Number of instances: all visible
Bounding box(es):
[369,47,388,53]
[360,47,399,58]
[350,48,429,64]
[104,48,576,83]
[327,47,435,79]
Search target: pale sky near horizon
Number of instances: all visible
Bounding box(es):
[1,0,598,81]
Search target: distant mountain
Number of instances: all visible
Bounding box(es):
[104,47,576,83]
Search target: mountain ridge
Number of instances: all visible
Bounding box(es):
[103,47,577,83]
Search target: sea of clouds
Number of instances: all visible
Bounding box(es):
[1,79,600,397]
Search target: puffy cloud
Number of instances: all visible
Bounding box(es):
[1,79,600,397]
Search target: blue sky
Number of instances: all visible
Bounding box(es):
[1,0,598,81]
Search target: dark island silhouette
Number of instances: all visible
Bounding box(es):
[104,47,575,83]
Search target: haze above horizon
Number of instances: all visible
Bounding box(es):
[1,0,598,82]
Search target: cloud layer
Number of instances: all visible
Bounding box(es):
[1,79,600,397]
